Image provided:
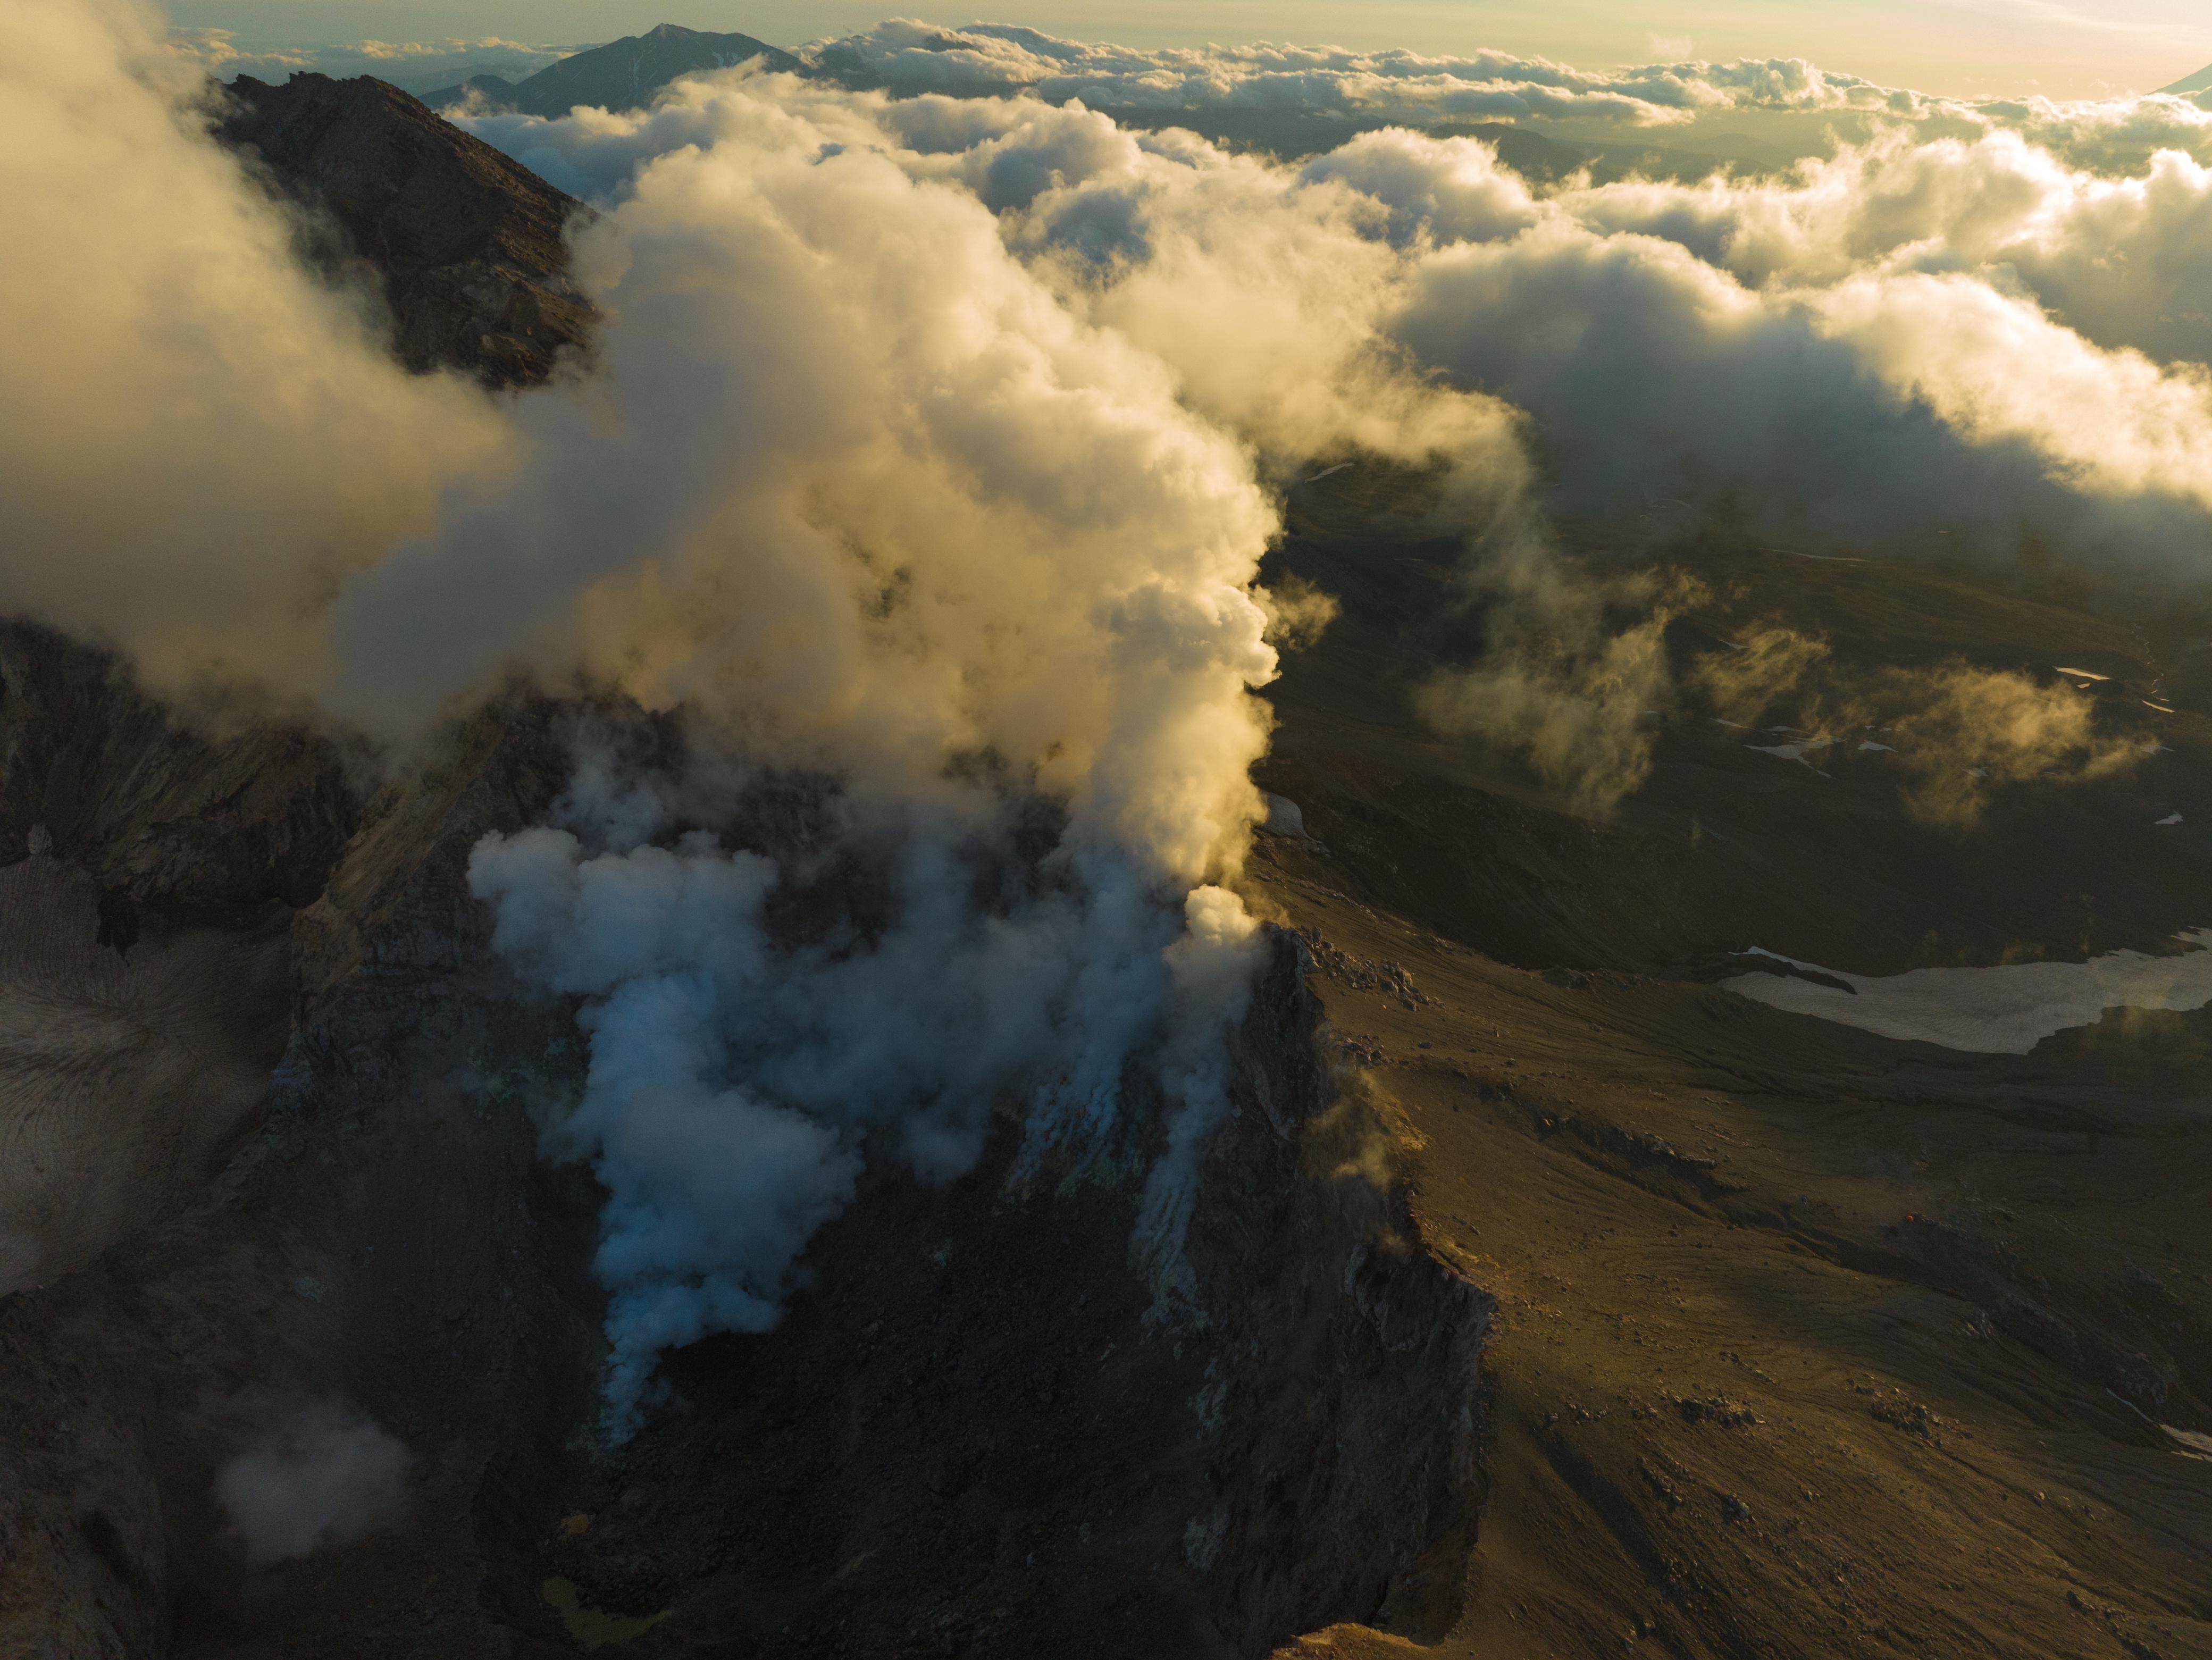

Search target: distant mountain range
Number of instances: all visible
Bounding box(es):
[421,22,799,116]
[2157,62,2212,96]
[409,19,1790,180]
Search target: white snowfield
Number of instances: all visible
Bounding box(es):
[1722,931,2212,1053]
[1747,734,1832,766]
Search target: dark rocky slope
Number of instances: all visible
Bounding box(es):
[0,621,359,930]
[217,73,593,388]
[0,673,1489,1657]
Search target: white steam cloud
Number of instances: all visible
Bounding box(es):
[0,0,506,696]
[469,794,1260,1433]
[17,4,2212,1428]
[457,66,2212,810]
[214,1400,410,1566]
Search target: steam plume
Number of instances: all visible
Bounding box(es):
[214,1401,409,1566]
[0,0,505,695]
[20,7,2212,1429]
[1693,628,2151,826]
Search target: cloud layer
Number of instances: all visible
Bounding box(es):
[806,19,1907,129]
[170,28,567,95]
[802,20,2212,171]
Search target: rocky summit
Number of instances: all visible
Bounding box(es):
[217,74,594,388]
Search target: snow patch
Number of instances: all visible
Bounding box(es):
[1724,930,2212,1053]
[1747,734,1832,766]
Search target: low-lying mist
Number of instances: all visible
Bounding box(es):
[15,0,2212,1422]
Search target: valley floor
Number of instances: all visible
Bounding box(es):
[1254,838,2212,1660]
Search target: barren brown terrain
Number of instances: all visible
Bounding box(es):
[1247,469,2212,1659]
[1262,864,2211,1659]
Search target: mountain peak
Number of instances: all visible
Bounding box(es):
[217,73,592,385]
[423,21,802,116]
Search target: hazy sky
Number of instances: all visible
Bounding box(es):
[169,1,2212,100]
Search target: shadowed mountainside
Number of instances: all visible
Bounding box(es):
[217,73,593,388]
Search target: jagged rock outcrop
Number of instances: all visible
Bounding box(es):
[217,73,594,388]
[508,923,1488,1658]
[0,663,1489,1658]
[0,619,359,933]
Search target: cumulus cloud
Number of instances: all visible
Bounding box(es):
[802,20,1903,130]
[1388,211,2212,567]
[334,88,1280,885]
[1559,128,2212,372]
[214,1401,409,1566]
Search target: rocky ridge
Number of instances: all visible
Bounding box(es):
[216,73,593,388]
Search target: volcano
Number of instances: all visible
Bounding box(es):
[1,61,2208,1660]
